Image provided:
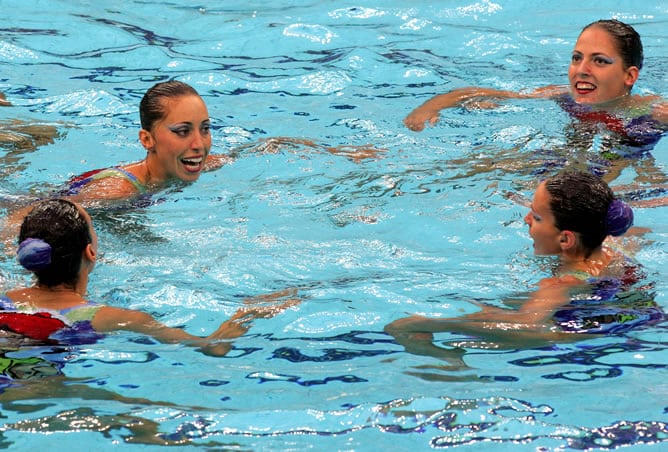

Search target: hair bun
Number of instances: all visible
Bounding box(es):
[606,199,634,236]
[17,238,52,271]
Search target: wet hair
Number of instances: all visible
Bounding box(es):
[582,19,643,70]
[139,80,200,131]
[18,199,92,287]
[544,170,633,257]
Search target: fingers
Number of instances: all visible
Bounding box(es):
[403,115,425,132]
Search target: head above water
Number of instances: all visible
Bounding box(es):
[581,19,643,71]
[569,19,643,104]
[543,170,633,256]
[18,199,93,287]
[139,80,201,131]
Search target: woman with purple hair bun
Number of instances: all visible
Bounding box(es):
[525,169,634,275]
[385,170,662,369]
[2,199,299,352]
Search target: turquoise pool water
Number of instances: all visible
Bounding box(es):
[1,0,667,449]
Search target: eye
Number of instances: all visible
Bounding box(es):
[530,210,542,222]
[200,123,211,136]
[571,53,582,64]
[170,125,192,137]
[593,55,614,66]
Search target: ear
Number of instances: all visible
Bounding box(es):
[84,243,96,265]
[624,66,640,89]
[139,129,155,152]
[558,230,577,251]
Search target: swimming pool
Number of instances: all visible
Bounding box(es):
[1,0,667,449]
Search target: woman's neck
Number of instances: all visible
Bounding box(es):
[558,246,612,277]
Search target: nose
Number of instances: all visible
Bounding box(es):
[574,59,590,76]
[524,212,532,225]
[190,129,206,151]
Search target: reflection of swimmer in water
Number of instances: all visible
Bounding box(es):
[385,171,663,373]
[0,345,209,446]
[404,20,667,184]
[0,119,63,181]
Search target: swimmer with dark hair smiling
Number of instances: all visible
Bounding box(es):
[404,19,668,186]
[405,19,667,132]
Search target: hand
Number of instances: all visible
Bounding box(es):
[404,108,440,132]
[209,288,302,342]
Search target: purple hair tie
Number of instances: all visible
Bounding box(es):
[606,199,633,237]
[17,238,52,271]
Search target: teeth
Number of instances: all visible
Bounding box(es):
[575,82,595,90]
[182,157,203,164]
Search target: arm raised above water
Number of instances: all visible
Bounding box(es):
[403,85,567,132]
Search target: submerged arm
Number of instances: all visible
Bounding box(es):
[92,289,300,356]
[384,278,578,358]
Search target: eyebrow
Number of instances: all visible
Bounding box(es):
[529,204,542,219]
[573,50,615,61]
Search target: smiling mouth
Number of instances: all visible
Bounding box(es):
[575,81,596,92]
[181,156,203,171]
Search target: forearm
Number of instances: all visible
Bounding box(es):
[404,86,528,131]
[421,87,523,110]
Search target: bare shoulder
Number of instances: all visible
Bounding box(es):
[70,174,141,203]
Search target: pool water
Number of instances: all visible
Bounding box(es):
[1,0,667,449]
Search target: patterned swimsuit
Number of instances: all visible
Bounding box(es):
[0,295,102,343]
[551,255,664,334]
[62,166,146,196]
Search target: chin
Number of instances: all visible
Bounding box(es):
[573,94,598,104]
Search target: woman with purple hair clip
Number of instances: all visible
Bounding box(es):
[385,170,662,369]
[1,198,299,353]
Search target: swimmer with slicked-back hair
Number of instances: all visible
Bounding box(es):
[405,19,667,131]
[67,80,227,201]
[404,19,667,186]
[385,170,662,372]
[1,81,225,243]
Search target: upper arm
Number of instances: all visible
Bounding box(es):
[91,306,198,343]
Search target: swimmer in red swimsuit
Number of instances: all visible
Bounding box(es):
[3,199,300,352]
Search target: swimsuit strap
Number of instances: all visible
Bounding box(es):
[66,166,147,195]
[60,301,102,323]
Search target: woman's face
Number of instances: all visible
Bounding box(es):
[141,94,212,183]
[568,25,639,105]
[524,182,563,256]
